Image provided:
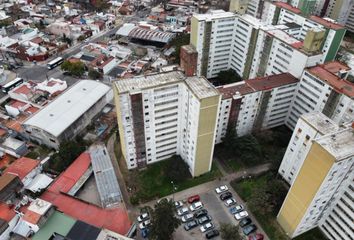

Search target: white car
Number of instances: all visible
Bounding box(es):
[189,201,203,211]
[235,211,249,220]
[215,185,228,194]
[200,222,214,233]
[175,201,183,209]
[137,213,149,222]
[177,207,189,216]
[139,219,151,229]
[225,198,237,207]
[181,213,194,222]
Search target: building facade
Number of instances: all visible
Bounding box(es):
[277,118,354,239]
[215,73,299,143]
[286,61,354,129]
[114,71,220,177]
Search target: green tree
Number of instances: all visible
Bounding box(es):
[165,155,191,183]
[169,33,190,64]
[234,135,263,166]
[217,69,242,85]
[77,35,87,42]
[149,199,181,240]
[61,60,85,77]
[220,223,241,240]
[222,125,237,156]
[88,68,101,80]
[48,138,89,172]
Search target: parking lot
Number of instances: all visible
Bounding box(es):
[134,179,267,240]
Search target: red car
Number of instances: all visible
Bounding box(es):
[187,195,200,204]
[249,233,264,240]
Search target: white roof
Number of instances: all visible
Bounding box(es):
[27,198,52,215]
[193,10,235,21]
[26,174,53,193]
[24,80,110,137]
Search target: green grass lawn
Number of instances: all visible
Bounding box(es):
[231,174,327,240]
[132,161,222,204]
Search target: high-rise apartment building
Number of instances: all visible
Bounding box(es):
[190,10,236,79]
[277,116,354,239]
[286,61,354,129]
[215,73,299,143]
[279,112,339,184]
[113,71,220,177]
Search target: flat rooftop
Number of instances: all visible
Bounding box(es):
[307,65,354,98]
[193,10,235,21]
[316,126,354,161]
[217,73,298,99]
[274,2,302,14]
[309,16,345,30]
[322,61,351,74]
[300,112,339,135]
[267,29,303,49]
[23,80,110,137]
[115,71,220,100]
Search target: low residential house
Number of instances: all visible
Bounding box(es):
[0,137,28,158]
[4,157,41,187]
[17,28,39,41]
[0,203,20,240]
[12,40,48,61]
[0,174,23,203]
[89,55,118,75]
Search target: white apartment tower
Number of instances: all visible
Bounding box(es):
[190,10,236,79]
[114,71,221,177]
[286,61,354,129]
[215,73,299,143]
[277,117,354,239]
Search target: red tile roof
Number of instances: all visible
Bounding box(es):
[13,85,32,95]
[10,100,27,109]
[0,203,16,222]
[307,66,354,98]
[309,16,345,30]
[274,2,301,14]
[217,83,255,100]
[4,157,40,180]
[47,153,91,194]
[22,209,41,224]
[42,152,131,235]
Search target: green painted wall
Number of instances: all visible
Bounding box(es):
[325,28,346,62]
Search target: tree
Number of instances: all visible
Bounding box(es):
[234,135,263,166]
[222,125,237,156]
[165,155,191,183]
[77,35,87,42]
[169,33,190,64]
[217,69,242,85]
[61,60,85,77]
[220,223,241,240]
[149,199,181,240]
[88,68,101,80]
[248,178,287,215]
[47,138,89,172]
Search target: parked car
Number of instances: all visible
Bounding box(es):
[197,215,212,225]
[141,228,150,238]
[137,213,149,222]
[243,224,257,236]
[200,222,214,233]
[220,192,233,201]
[194,209,208,219]
[239,217,252,228]
[184,220,198,231]
[215,185,228,194]
[181,213,194,223]
[225,198,237,207]
[174,201,183,209]
[190,201,203,211]
[235,211,249,220]
[249,233,264,240]
[139,219,151,230]
[206,229,220,239]
[230,205,244,214]
[177,207,189,216]
[188,195,200,204]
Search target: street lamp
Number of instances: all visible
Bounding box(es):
[171,181,177,201]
